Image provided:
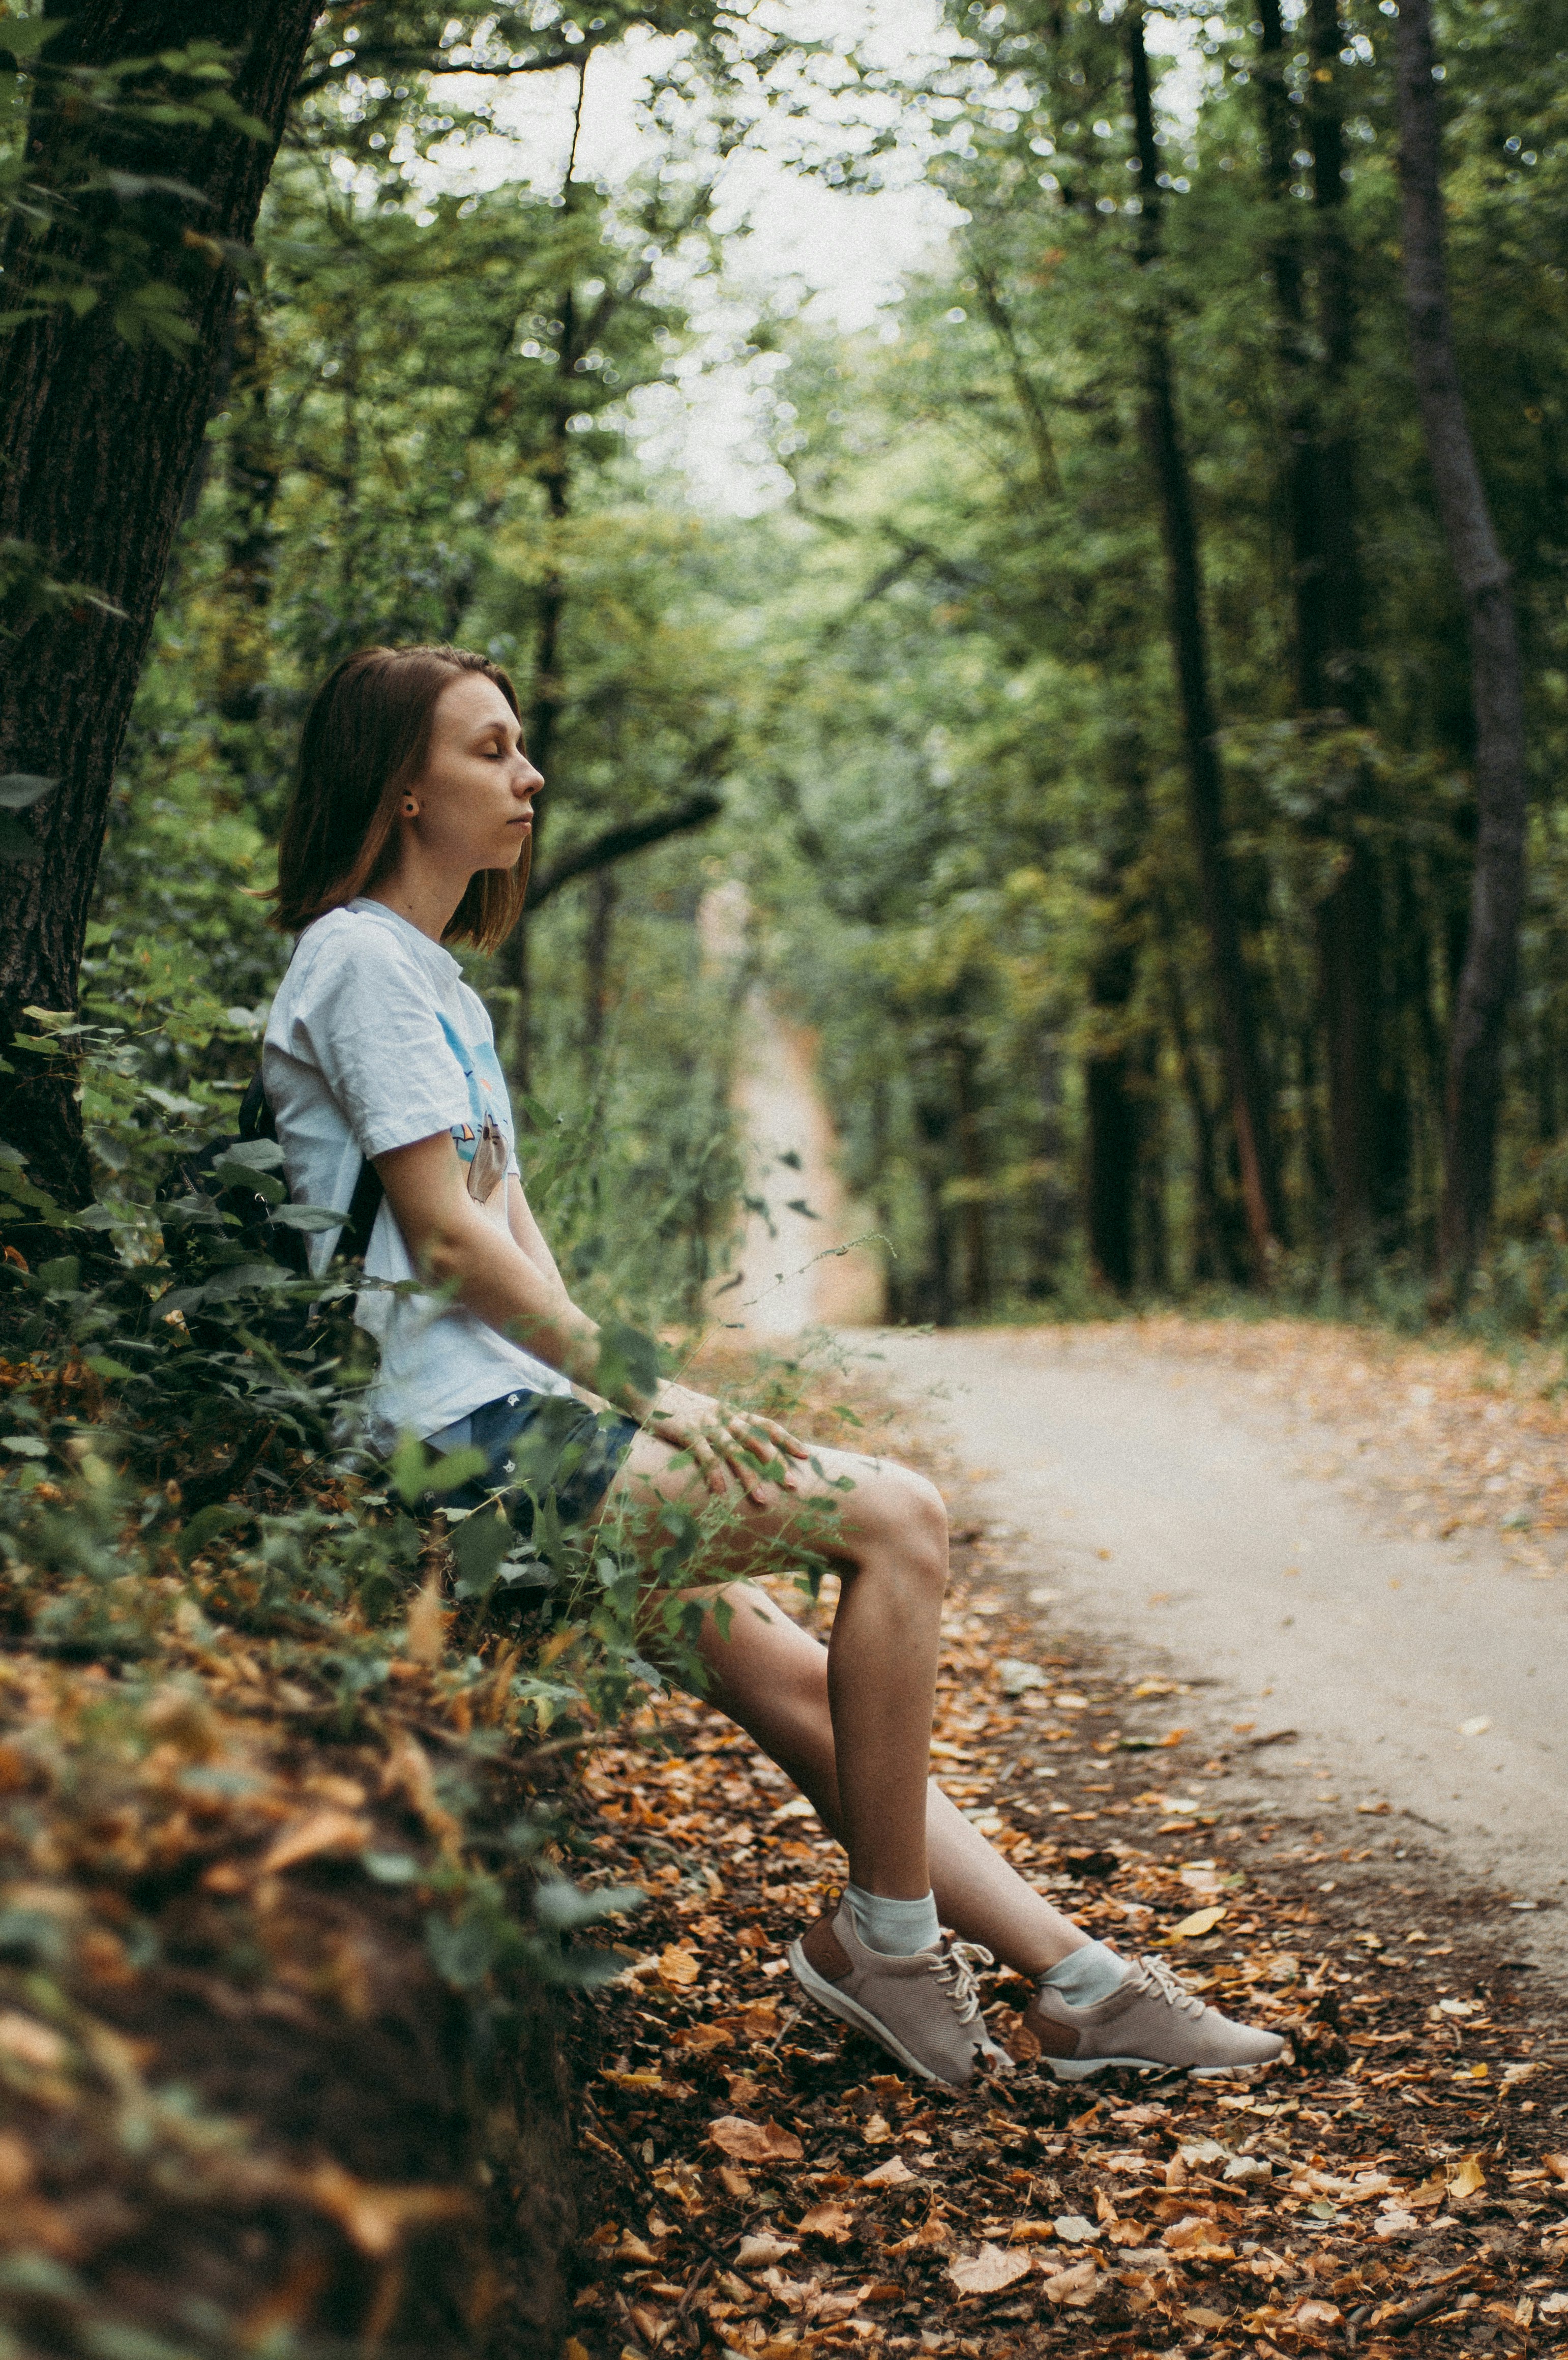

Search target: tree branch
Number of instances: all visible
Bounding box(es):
[524,791,723,910]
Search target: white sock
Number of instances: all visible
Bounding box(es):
[1042,1940,1127,2008]
[846,1883,941,1957]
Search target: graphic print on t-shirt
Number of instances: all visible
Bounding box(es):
[438,1014,513,1202]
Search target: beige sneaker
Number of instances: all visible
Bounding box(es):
[787,1900,1013,2088]
[1024,1953,1285,2081]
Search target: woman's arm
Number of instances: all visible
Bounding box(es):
[505,1172,570,1298]
[375,1133,610,1398]
[375,1134,809,1494]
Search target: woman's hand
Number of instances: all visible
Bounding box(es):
[648,1381,812,1502]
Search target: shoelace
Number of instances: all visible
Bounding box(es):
[929,1939,994,2026]
[1131,1953,1208,2022]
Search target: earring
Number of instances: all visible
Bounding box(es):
[401,798,418,817]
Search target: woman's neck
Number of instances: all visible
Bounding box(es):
[362,860,462,943]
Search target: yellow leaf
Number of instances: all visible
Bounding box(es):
[1172,1905,1227,1939]
[656,1942,700,1988]
[1041,2259,1100,2307]
[797,2200,855,2243]
[707,2116,804,2164]
[948,2243,1032,2295]
[1447,2153,1487,2199]
[259,1808,370,1876]
[404,1572,446,1667]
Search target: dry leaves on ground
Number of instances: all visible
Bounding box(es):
[563,1358,1568,2360]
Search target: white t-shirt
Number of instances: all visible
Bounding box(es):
[261,898,573,1442]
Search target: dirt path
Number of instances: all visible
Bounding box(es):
[871,1324,1568,1984]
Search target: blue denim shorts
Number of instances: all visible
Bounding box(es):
[426,1389,639,1534]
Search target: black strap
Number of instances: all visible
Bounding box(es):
[243,1066,383,1264]
[341,1151,384,1263]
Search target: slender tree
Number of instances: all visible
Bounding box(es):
[1394,0,1528,1292]
[0,4,324,1204]
[1255,0,1388,1280]
[1126,9,1282,1277]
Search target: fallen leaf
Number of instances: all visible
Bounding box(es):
[890,2210,951,2254]
[861,2156,918,2186]
[948,2243,1032,2295]
[1543,2154,1568,2186]
[797,2201,855,2244]
[304,2160,471,2257]
[1290,2298,1343,2330]
[1041,2258,1100,2306]
[1007,2222,1060,2245]
[736,2233,800,2266]
[656,1942,700,1988]
[1162,2216,1236,2262]
[1374,2207,1419,2238]
[257,1808,371,1876]
[1447,2153,1487,2199]
[671,2021,730,2051]
[1054,2214,1100,2244]
[1186,2307,1230,2331]
[0,2012,66,2070]
[1171,1905,1227,1939]
[707,2116,805,2164]
[404,1573,446,1667]
[860,2111,893,2144]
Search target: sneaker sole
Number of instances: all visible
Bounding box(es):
[1043,2052,1278,2083]
[786,1939,961,2086]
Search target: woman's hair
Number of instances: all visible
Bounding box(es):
[273,644,530,951]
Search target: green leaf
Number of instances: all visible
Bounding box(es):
[594,1318,660,1403]
[363,1851,419,1884]
[532,1877,644,1933]
[423,1443,488,1495]
[425,1907,500,1990]
[452,1500,512,1594]
[271,1201,342,1232]
[0,773,55,810]
[388,1429,428,1506]
[82,1354,134,1381]
[175,1502,249,1565]
[1,1436,49,1459]
[0,18,62,53]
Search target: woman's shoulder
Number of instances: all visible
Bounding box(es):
[284,904,439,996]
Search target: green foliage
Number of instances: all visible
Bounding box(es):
[729,0,1568,1322]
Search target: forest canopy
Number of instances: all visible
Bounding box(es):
[0,0,1563,1331]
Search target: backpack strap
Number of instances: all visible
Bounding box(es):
[244,1066,384,1264]
[239,1069,275,1143]
[340,1151,384,1264]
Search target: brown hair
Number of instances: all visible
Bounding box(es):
[273,644,530,952]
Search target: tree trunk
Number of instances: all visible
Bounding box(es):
[1127,12,1282,1279]
[952,1031,991,1315]
[582,867,619,1065]
[0,2,323,1205]
[1084,922,1140,1295]
[501,370,573,1097]
[1257,0,1384,1281]
[1394,0,1529,1293]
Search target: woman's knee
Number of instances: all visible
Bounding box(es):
[859,1464,949,1595]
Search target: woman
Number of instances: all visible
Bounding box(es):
[264,643,1282,2089]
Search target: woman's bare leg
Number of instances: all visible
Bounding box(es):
[598,1429,948,1901]
[689,1576,1088,1976]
